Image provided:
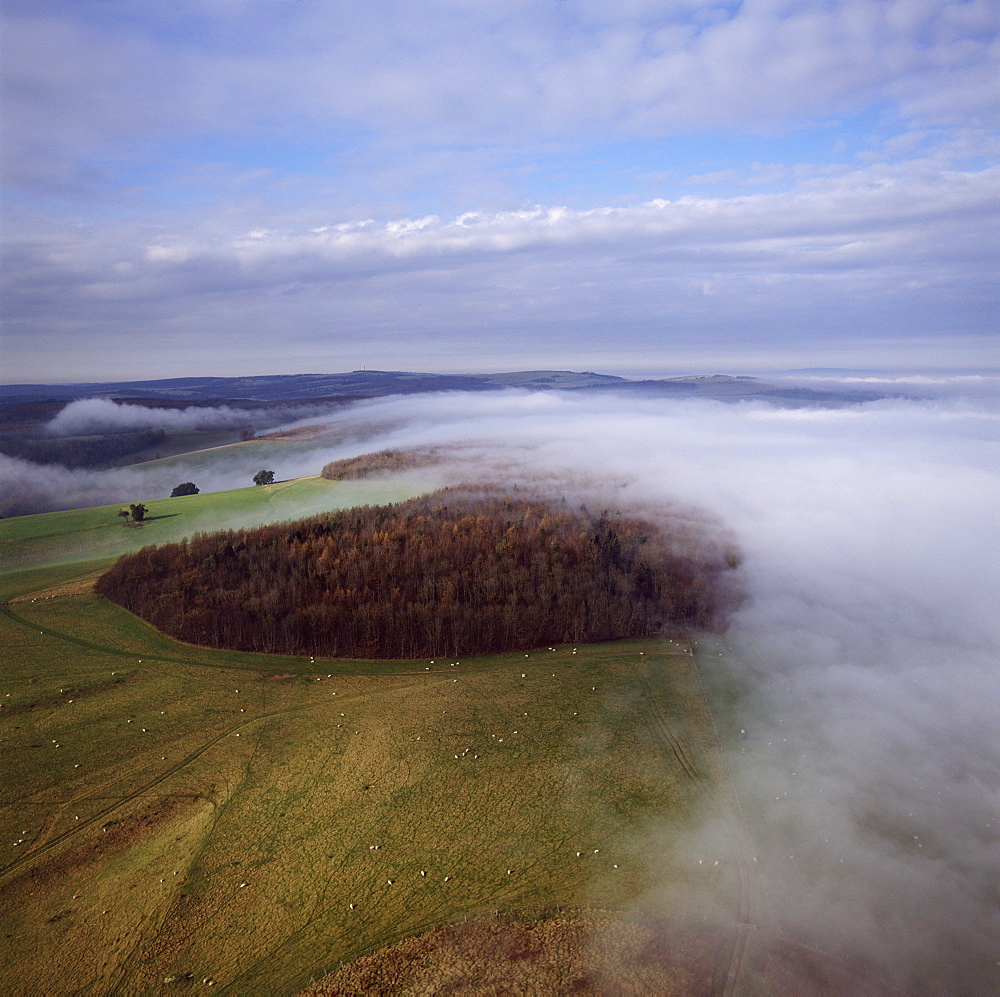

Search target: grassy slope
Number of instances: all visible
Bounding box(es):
[0,475,434,582]
[122,435,339,475]
[0,485,738,996]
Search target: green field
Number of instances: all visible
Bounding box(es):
[123,434,341,475]
[0,474,440,582]
[0,482,744,995]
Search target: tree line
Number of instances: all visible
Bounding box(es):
[96,488,741,659]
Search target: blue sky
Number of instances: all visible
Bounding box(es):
[2,0,998,381]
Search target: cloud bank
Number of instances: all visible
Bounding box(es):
[44,398,273,437]
[5,160,997,380]
[308,387,996,994]
[1,1,996,379]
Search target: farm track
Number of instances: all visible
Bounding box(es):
[2,594,410,889]
[635,647,757,997]
[684,640,758,997]
[0,600,251,674]
[0,693,352,885]
[2,599,542,680]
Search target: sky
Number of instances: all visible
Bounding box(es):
[1,0,998,382]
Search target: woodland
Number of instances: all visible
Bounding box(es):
[96,489,741,659]
[0,428,167,468]
[320,447,442,480]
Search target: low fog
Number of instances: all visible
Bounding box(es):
[44,397,335,436]
[4,385,998,992]
[310,387,999,994]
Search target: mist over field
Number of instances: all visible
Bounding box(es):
[315,385,999,993]
[3,0,997,989]
[344,386,998,993]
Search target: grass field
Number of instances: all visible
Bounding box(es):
[0,474,436,580]
[1,481,748,995]
[123,434,337,475]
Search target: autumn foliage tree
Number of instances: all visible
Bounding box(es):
[96,488,741,659]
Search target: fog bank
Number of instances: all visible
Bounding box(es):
[43,397,341,437]
[325,388,999,994]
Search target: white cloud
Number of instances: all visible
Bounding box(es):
[43,398,324,437]
[4,160,994,378]
[100,162,991,283]
[1,2,996,378]
[4,0,997,181]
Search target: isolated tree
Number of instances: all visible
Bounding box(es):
[253,469,275,486]
[117,508,131,524]
[170,482,199,497]
[129,503,148,522]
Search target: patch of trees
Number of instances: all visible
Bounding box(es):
[96,489,741,659]
[170,482,199,496]
[321,447,442,481]
[117,503,148,524]
[253,469,275,485]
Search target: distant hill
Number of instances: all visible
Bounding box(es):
[0,368,889,404]
[0,369,625,403]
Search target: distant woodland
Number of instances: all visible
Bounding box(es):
[0,430,167,468]
[97,489,741,659]
[320,447,443,480]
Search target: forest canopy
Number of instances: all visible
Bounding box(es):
[96,488,742,659]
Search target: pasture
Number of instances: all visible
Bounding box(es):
[1,483,745,995]
[1,475,434,578]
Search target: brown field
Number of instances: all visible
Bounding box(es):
[302,908,897,997]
